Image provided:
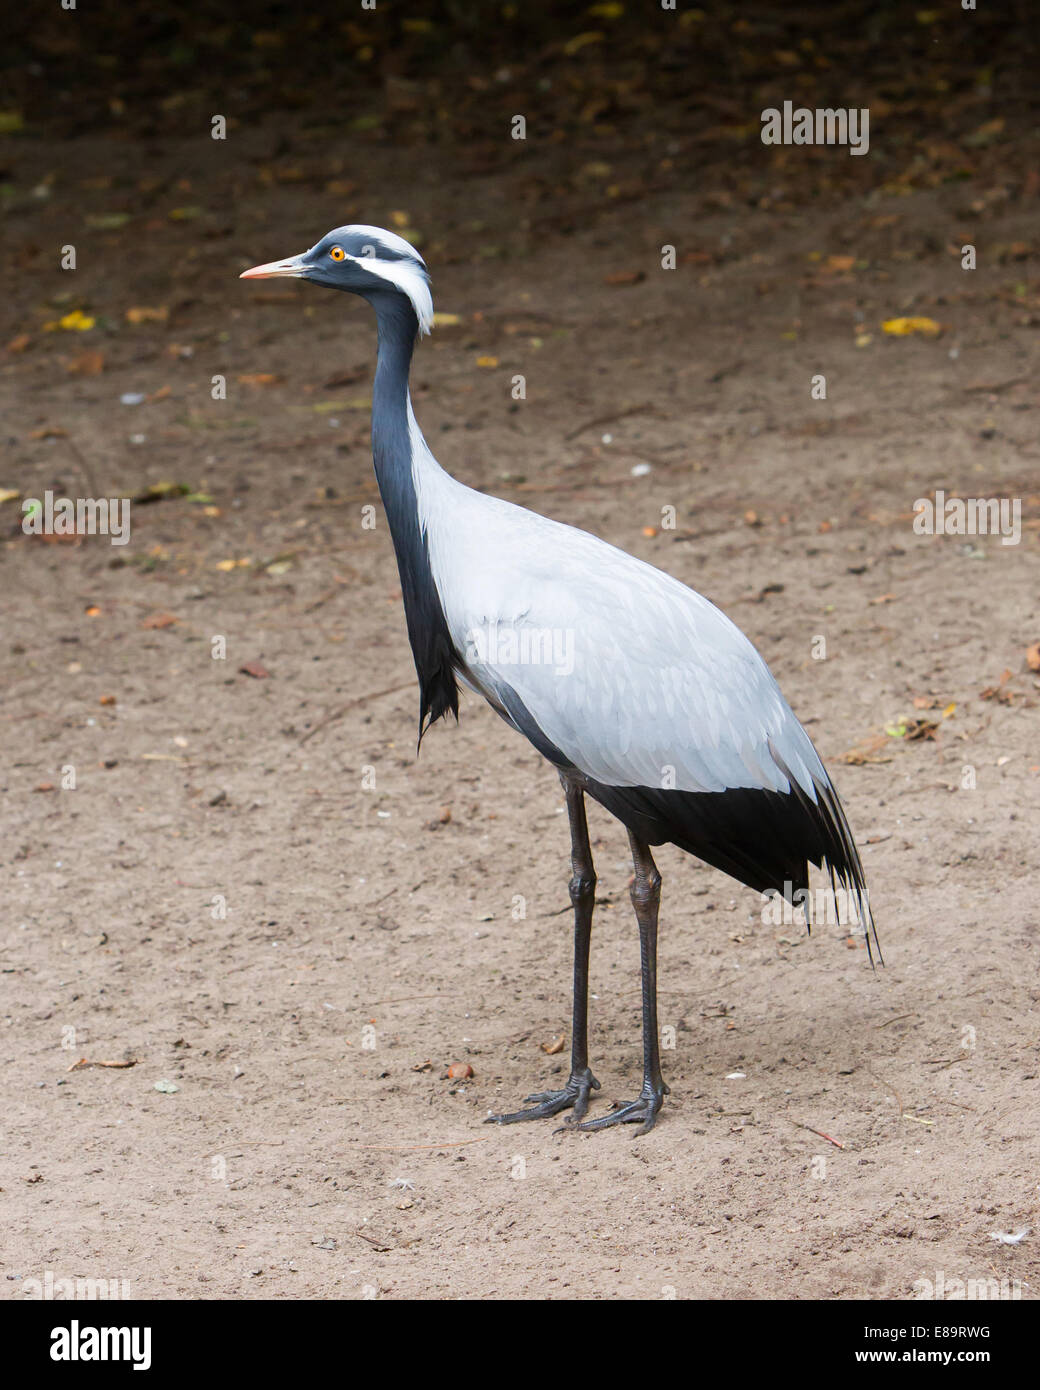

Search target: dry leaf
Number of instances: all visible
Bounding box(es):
[1026,642,1040,672]
[140,612,178,630]
[46,310,95,332]
[904,719,939,741]
[65,350,105,375]
[881,316,942,337]
[604,269,646,286]
[239,661,270,679]
[540,1035,566,1055]
[125,305,169,324]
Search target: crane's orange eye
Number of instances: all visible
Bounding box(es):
[329,246,346,261]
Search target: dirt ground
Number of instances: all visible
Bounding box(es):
[3,16,1040,1300]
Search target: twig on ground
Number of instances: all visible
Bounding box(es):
[298,680,414,744]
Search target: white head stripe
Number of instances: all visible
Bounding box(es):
[320,224,433,334]
[347,251,434,335]
[344,223,428,265]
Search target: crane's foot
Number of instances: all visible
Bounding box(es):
[484,1067,600,1125]
[569,1082,668,1136]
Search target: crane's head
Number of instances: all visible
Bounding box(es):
[240,224,433,334]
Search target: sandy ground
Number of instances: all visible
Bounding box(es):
[2,115,1039,1300]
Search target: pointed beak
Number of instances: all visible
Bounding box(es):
[239,254,307,281]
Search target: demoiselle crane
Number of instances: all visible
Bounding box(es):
[241,226,879,1135]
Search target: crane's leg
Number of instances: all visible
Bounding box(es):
[485,775,601,1125]
[572,831,669,1135]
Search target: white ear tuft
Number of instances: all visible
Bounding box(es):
[343,225,433,335]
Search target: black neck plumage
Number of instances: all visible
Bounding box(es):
[368,291,459,741]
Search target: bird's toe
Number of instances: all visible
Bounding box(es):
[569,1089,665,1135]
[485,1069,600,1126]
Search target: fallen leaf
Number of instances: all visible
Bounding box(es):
[604,269,646,286]
[475,355,499,368]
[6,333,31,353]
[239,661,270,679]
[881,316,942,337]
[84,212,131,230]
[65,350,105,375]
[904,719,939,741]
[55,310,95,332]
[1026,642,1040,672]
[980,681,1016,705]
[125,305,169,324]
[237,372,282,387]
[540,1035,566,1055]
[563,30,604,56]
[134,481,190,503]
[140,612,178,630]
